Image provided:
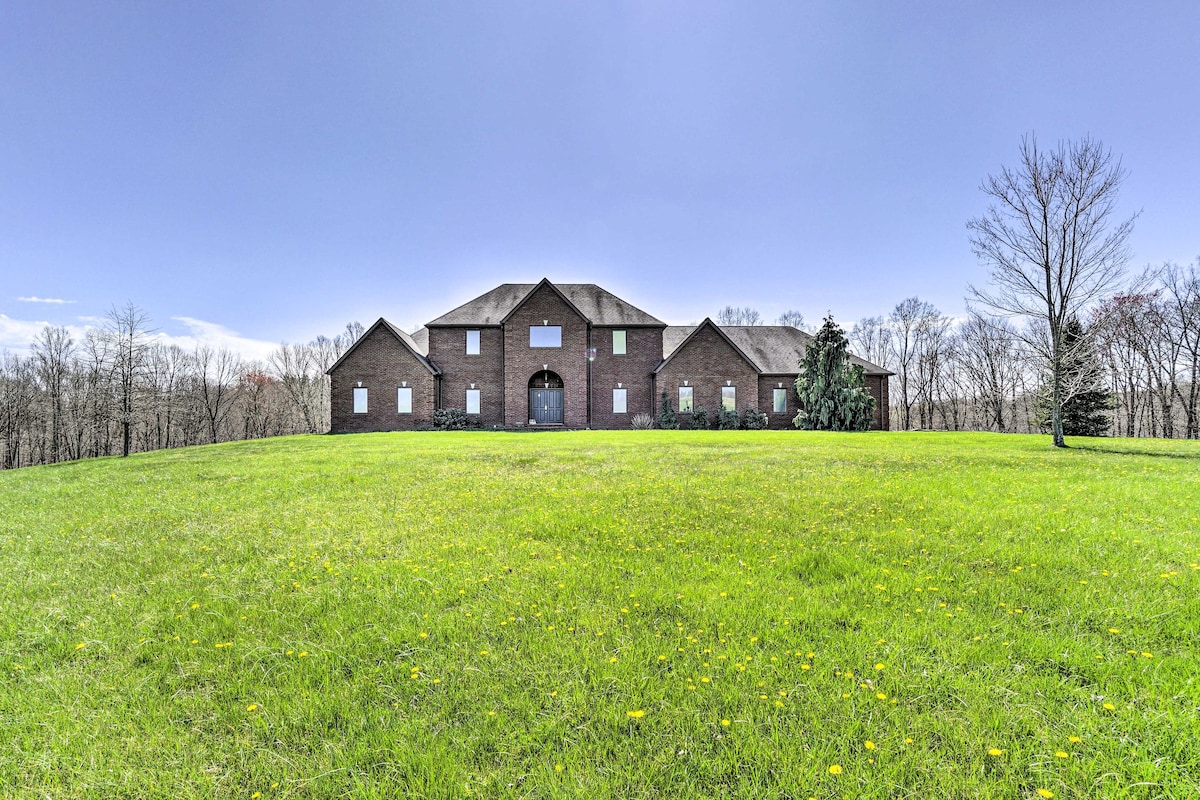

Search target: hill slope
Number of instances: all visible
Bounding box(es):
[2,432,1198,798]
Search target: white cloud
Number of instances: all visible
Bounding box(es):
[161,317,278,363]
[17,296,76,304]
[0,313,277,363]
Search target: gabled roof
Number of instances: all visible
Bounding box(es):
[325,318,441,376]
[426,280,665,327]
[653,318,759,375]
[661,324,892,376]
[409,327,429,354]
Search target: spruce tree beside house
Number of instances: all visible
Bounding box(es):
[794,315,876,431]
[657,389,678,429]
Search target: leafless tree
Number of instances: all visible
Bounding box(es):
[957,313,1024,431]
[888,297,942,429]
[716,306,762,326]
[849,316,892,370]
[968,135,1136,447]
[31,326,75,463]
[776,310,806,329]
[194,345,242,444]
[106,303,152,457]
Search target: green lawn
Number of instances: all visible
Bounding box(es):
[1,431,1197,799]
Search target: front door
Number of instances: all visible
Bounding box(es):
[530,388,564,424]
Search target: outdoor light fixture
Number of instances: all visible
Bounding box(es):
[470,383,476,389]
[726,380,732,386]
[402,381,407,387]
[683,380,688,386]
[617,382,622,388]
[357,381,362,387]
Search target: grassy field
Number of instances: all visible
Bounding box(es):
[1,431,1197,799]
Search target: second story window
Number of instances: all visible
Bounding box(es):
[466,330,480,355]
[530,325,562,348]
[612,330,626,355]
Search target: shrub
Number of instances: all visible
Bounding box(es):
[432,408,477,431]
[717,408,740,430]
[630,413,655,430]
[690,407,709,430]
[740,407,769,430]
[657,390,678,430]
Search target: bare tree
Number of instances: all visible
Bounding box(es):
[968,135,1136,447]
[849,316,892,370]
[31,326,75,463]
[106,303,152,457]
[194,345,242,444]
[958,313,1024,431]
[716,306,762,326]
[889,297,941,429]
[776,310,806,329]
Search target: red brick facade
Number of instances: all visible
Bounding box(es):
[655,324,758,427]
[501,284,590,427]
[329,322,436,433]
[427,326,505,427]
[327,280,892,432]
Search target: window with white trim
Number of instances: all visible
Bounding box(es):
[397,387,413,414]
[612,330,626,355]
[721,386,736,411]
[466,330,480,355]
[529,325,562,347]
[678,386,693,412]
[465,389,481,415]
[612,388,627,414]
[773,388,787,413]
[353,387,368,414]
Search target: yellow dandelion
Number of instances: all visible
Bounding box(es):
[987,748,1003,756]
[721,719,731,727]
[1067,736,1081,744]
[554,763,564,773]
[1102,702,1115,710]
[1037,790,1054,799]
[828,764,843,775]
[252,793,261,799]
[75,642,87,650]
[246,704,258,712]
[874,663,885,671]
[1055,751,1069,759]
[626,709,645,719]
[876,692,887,700]
[864,740,876,750]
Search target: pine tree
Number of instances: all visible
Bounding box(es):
[1034,316,1112,436]
[657,389,678,429]
[793,315,876,431]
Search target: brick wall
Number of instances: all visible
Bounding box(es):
[503,284,589,427]
[758,375,796,430]
[329,325,436,432]
[589,326,663,428]
[428,326,505,427]
[866,374,889,430]
[656,324,758,427]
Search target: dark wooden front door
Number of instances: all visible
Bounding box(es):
[530,388,564,424]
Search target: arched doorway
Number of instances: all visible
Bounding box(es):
[528,370,564,425]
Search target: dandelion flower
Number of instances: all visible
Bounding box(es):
[864,740,876,750]
[1055,751,1069,759]
[1067,736,1081,744]
[626,709,645,719]
[721,719,731,727]
[1037,790,1054,799]
[1102,702,1115,711]
[554,763,564,773]
[828,764,842,775]
[874,663,885,671]
[246,704,258,712]
[987,748,1003,756]
[75,642,87,650]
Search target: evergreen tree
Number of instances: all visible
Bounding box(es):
[793,315,876,431]
[657,389,678,429]
[1034,316,1113,436]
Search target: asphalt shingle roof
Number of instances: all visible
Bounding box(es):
[427,283,664,327]
[663,324,890,375]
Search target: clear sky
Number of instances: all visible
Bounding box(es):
[2,1,1197,360]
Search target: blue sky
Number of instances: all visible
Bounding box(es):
[2,1,1197,359]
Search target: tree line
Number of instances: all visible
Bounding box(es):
[0,304,364,469]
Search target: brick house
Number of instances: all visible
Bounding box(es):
[327,279,891,432]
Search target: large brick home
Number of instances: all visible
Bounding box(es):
[327,279,891,432]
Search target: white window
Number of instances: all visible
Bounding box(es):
[613,330,626,355]
[773,388,787,413]
[613,388,627,414]
[466,389,481,415]
[397,387,413,414]
[678,386,693,412]
[353,387,368,414]
[530,325,562,348]
[466,330,480,355]
[721,386,736,411]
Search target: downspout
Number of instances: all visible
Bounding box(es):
[586,322,593,426]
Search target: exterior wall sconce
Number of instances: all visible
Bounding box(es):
[470,383,476,389]
[683,380,688,386]
[777,382,783,388]
[543,319,548,325]
[543,364,548,370]
[726,380,732,386]
[617,382,622,388]
[357,381,362,387]
[402,381,407,387]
